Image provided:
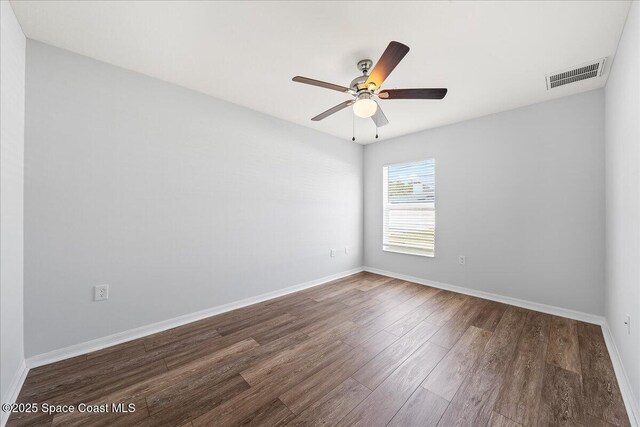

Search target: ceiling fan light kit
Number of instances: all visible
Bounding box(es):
[292,41,448,140]
[353,93,377,118]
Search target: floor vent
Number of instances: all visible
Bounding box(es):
[545,58,607,89]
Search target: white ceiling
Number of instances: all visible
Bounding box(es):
[11,1,631,143]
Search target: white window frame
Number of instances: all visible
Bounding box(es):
[382,159,435,258]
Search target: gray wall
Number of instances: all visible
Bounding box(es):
[24,41,363,357]
[364,90,605,315]
[1,1,25,406]
[20,34,620,368]
[605,1,640,410]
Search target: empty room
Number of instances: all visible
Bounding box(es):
[1,1,639,426]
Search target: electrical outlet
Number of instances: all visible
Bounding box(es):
[330,249,336,258]
[458,255,466,265]
[624,315,631,335]
[94,284,109,301]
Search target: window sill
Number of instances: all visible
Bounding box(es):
[383,246,434,258]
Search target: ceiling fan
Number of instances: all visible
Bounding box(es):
[292,41,447,138]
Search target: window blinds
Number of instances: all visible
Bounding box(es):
[383,159,435,257]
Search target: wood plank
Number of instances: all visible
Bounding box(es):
[578,322,630,426]
[191,341,352,426]
[387,388,449,427]
[142,321,220,352]
[148,361,254,415]
[236,399,294,426]
[340,320,389,347]
[240,321,356,386]
[260,290,308,309]
[48,340,258,427]
[286,298,347,319]
[41,359,168,407]
[162,314,294,368]
[494,311,550,426]
[336,341,448,427]
[340,288,380,307]
[279,330,398,415]
[313,285,362,302]
[538,363,586,426]
[287,378,371,427]
[472,300,509,332]
[384,290,452,337]
[293,299,364,335]
[4,404,54,427]
[437,306,528,426]
[350,299,407,326]
[147,335,305,411]
[51,397,149,426]
[355,288,439,332]
[340,296,428,348]
[20,343,157,401]
[352,320,441,390]
[249,317,313,344]
[192,301,274,333]
[429,297,487,348]
[142,375,251,426]
[51,334,302,427]
[586,415,618,427]
[302,316,360,338]
[422,325,491,400]
[488,411,522,427]
[86,339,148,360]
[547,315,581,373]
[25,353,88,380]
[423,292,469,326]
[354,275,395,291]
[363,279,410,300]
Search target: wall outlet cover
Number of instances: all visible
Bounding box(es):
[94,284,109,301]
[624,314,631,335]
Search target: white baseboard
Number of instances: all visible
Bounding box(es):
[1,360,28,427]
[25,267,363,369]
[363,266,605,325]
[601,322,640,426]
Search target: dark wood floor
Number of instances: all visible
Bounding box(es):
[8,272,630,427]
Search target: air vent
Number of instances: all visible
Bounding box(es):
[545,58,607,90]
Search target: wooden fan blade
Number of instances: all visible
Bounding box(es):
[378,88,448,99]
[365,41,410,89]
[371,102,389,127]
[293,76,351,93]
[311,100,354,121]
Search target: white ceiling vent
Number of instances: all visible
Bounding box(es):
[545,58,607,90]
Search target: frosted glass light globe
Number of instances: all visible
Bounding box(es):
[353,96,377,118]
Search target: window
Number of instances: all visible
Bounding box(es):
[383,159,435,257]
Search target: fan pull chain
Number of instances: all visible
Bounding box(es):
[352,114,355,142]
[375,125,379,139]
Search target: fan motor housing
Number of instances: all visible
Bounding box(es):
[350,75,367,91]
[351,59,373,91]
